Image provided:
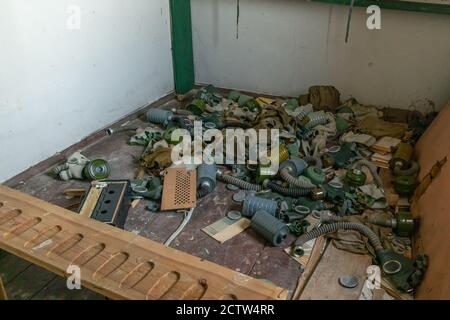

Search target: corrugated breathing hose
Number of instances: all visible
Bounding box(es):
[280,168,316,189]
[352,159,383,187]
[218,174,263,191]
[293,221,384,256]
[196,188,210,199]
[297,108,311,122]
[393,160,420,176]
[304,156,323,169]
[265,181,311,197]
[305,111,329,129]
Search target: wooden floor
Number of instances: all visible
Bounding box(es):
[0,96,375,300]
[0,251,105,300]
[0,97,306,300]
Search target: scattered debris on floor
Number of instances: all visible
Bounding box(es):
[50,84,437,299]
[53,151,110,181]
[78,180,132,228]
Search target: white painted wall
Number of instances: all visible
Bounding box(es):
[191,0,450,111]
[0,0,173,182]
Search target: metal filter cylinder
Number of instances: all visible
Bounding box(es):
[269,144,289,164]
[251,210,289,246]
[393,175,416,196]
[279,158,308,177]
[146,108,174,126]
[345,168,367,187]
[242,196,278,218]
[390,143,414,169]
[197,164,217,193]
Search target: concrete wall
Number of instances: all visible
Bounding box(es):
[191,0,450,111]
[0,0,173,182]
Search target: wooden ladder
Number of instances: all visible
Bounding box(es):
[0,186,287,300]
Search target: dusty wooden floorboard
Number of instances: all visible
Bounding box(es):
[299,244,372,300]
[0,253,104,300]
[167,183,265,273]
[248,240,302,297]
[31,277,106,300]
[5,264,57,300]
[3,98,301,299]
[0,253,32,284]
[292,237,328,299]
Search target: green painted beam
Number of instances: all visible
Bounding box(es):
[310,0,450,15]
[169,0,195,94]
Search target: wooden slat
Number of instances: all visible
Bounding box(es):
[78,187,102,218]
[31,277,106,300]
[0,185,287,300]
[292,237,328,300]
[0,253,32,284]
[5,265,56,300]
[0,276,7,300]
[299,244,372,300]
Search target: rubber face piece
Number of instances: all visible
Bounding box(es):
[305,166,326,185]
[280,158,308,176]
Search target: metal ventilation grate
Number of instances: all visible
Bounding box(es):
[161,168,197,211]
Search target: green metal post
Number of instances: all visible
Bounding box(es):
[169,0,195,95]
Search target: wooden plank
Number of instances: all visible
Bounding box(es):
[299,244,372,300]
[0,254,32,284]
[31,277,106,300]
[202,218,251,244]
[292,237,328,300]
[413,101,450,300]
[0,276,7,300]
[78,186,102,218]
[63,189,86,198]
[5,265,56,300]
[0,253,103,300]
[0,185,287,300]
